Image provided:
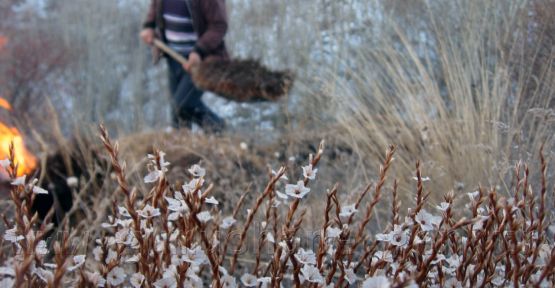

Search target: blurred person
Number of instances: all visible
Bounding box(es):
[140,0,228,132]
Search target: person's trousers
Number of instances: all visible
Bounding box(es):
[166,56,225,131]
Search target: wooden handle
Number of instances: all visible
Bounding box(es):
[153,39,188,66]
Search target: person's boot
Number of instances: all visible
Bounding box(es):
[197,109,226,133]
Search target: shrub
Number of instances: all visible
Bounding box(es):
[0,127,554,287]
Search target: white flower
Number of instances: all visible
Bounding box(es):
[130,273,145,288]
[101,216,117,229]
[272,199,281,207]
[4,227,24,243]
[138,204,161,219]
[148,152,170,169]
[295,248,317,265]
[106,249,118,264]
[375,233,389,242]
[166,197,189,221]
[0,158,10,169]
[196,211,212,223]
[436,202,450,211]
[144,170,162,183]
[66,176,78,188]
[67,255,86,271]
[0,266,15,276]
[85,271,106,287]
[258,277,271,288]
[373,250,393,263]
[472,215,489,231]
[107,267,126,286]
[92,246,103,261]
[361,275,390,288]
[444,278,462,288]
[240,273,258,287]
[412,176,431,182]
[275,190,288,199]
[184,278,203,288]
[300,265,324,284]
[271,169,288,181]
[302,164,318,180]
[267,232,275,243]
[183,178,204,194]
[326,226,342,238]
[126,254,140,263]
[415,209,442,232]
[118,206,131,218]
[221,274,237,288]
[0,278,13,287]
[188,164,206,178]
[339,204,358,218]
[205,196,219,205]
[389,225,409,247]
[345,268,358,284]
[11,175,26,186]
[285,181,311,199]
[220,216,236,229]
[35,268,54,283]
[467,191,480,201]
[446,255,461,268]
[154,276,177,288]
[43,263,57,269]
[182,245,208,266]
[35,240,48,255]
[239,142,248,150]
[32,185,48,195]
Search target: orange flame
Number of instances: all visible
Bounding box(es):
[0,98,12,111]
[0,123,37,176]
[0,35,7,50]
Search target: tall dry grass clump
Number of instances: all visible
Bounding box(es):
[0,128,554,287]
[316,0,555,200]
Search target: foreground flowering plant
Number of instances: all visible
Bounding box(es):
[1,127,554,287]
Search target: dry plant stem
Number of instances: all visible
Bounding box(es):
[345,183,372,227]
[505,204,521,287]
[523,147,547,282]
[348,145,396,265]
[254,192,276,275]
[276,199,303,287]
[395,161,427,278]
[51,228,70,288]
[326,228,350,285]
[220,189,250,265]
[316,186,338,271]
[479,193,507,286]
[275,210,307,288]
[415,218,472,283]
[355,240,378,273]
[391,180,400,226]
[250,143,322,286]
[457,188,485,279]
[228,167,285,274]
[99,125,149,275]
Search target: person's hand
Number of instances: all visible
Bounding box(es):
[140,28,155,45]
[183,52,201,72]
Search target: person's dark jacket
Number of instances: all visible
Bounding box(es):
[143,0,229,61]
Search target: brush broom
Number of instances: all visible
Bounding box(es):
[153,39,294,102]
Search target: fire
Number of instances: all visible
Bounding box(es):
[0,35,7,50]
[0,123,37,175]
[0,98,12,111]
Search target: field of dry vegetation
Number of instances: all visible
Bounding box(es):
[0,0,554,287]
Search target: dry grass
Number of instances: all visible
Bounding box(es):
[309,0,555,203]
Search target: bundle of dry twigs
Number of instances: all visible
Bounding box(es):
[154,40,294,102]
